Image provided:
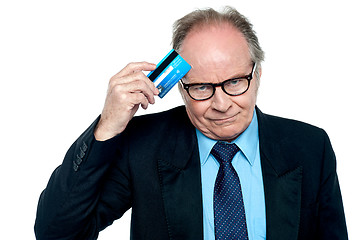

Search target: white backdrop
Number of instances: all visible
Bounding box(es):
[1,0,360,239]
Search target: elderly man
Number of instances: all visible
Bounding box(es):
[35,7,347,240]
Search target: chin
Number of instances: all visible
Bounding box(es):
[208,128,243,142]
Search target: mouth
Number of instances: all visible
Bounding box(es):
[211,114,238,125]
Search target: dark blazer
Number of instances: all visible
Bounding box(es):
[35,106,347,239]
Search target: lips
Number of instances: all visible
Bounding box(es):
[211,114,238,125]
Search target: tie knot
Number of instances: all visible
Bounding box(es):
[211,142,240,164]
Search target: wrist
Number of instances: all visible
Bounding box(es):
[94,120,124,141]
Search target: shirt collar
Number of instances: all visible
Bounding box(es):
[196,109,259,166]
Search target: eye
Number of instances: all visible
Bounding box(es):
[193,85,211,92]
[225,79,242,88]
[229,79,241,85]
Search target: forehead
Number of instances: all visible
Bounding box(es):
[180,23,252,82]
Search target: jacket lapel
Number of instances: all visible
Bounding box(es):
[256,107,302,240]
[157,110,203,240]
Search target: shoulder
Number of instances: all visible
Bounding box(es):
[128,105,190,131]
[256,107,328,147]
[133,105,188,123]
[123,105,195,144]
[120,106,198,170]
[256,107,336,176]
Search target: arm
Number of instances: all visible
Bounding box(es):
[317,131,348,239]
[35,118,130,239]
[35,62,158,239]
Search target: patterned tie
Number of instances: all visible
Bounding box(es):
[212,141,248,240]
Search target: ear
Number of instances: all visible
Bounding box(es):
[257,65,262,79]
[255,66,262,89]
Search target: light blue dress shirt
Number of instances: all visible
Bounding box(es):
[196,110,266,240]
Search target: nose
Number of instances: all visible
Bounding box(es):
[211,87,232,112]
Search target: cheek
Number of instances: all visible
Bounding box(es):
[186,100,208,120]
[183,96,211,125]
[237,82,258,109]
[237,93,256,111]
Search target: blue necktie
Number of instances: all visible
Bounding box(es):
[212,142,248,240]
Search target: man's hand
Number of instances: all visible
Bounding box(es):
[94,62,158,141]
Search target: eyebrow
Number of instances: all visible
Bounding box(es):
[226,63,255,79]
[227,72,250,80]
[184,63,255,84]
[184,74,244,85]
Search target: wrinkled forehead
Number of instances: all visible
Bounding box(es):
[179,24,252,82]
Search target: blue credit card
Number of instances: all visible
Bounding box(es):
[147,49,191,98]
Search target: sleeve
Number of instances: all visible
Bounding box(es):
[317,131,348,239]
[34,117,132,239]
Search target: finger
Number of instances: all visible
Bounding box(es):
[130,82,156,105]
[110,71,159,96]
[117,62,156,78]
[124,91,150,110]
[138,93,150,110]
[113,79,156,104]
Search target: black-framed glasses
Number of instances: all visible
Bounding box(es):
[180,63,257,101]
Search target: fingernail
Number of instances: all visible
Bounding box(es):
[154,87,159,95]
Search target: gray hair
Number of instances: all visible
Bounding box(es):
[172,6,264,85]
